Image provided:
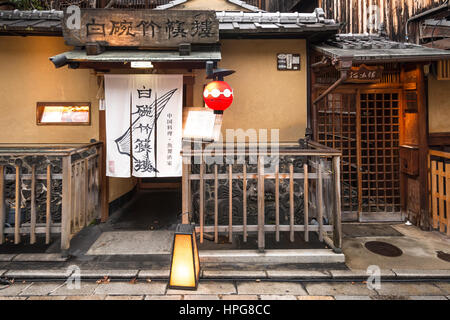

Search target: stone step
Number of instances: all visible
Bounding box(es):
[199,249,346,264]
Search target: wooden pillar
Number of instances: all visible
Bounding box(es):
[417,64,430,229]
[99,111,109,223]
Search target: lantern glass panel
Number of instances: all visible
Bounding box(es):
[193,229,200,281]
[169,234,196,288]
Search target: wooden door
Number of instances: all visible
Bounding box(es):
[316,89,402,221]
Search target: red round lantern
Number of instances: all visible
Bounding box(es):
[203,81,234,113]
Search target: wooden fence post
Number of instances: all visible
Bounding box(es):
[181,143,190,225]
[333,156,342,250]
[14,165,21,244]
[304,163,309,242]
[30,165,36,244]
[257,155,265,252]
[317,158,323,243]
[61,156,72,255]
[45,164,52,244]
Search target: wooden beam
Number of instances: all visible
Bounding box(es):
[429,132,450,147]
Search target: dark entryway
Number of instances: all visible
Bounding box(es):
[109,189,181,231]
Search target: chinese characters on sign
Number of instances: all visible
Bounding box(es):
[277,53,301,71]
[346,64,384,83]
[63,10,219,47]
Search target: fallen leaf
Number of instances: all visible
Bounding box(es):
[96,276,110,284]
[146,279,152,283]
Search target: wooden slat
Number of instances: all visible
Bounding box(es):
[432,160,438,228]
[446,163,450,236]
[61,156,72,252]
[275,163,280,242]
[30,165,36,244]
[199,157,204,244]
[78,162,83,230]
[214,164,218,244]
[88,160,93,222]
[45,164,51,244]
[333,156,342,249]
[3,174,63,180]
[289,163,294,242]
[196,224,334,233]
[0,166,4,244]
[257,156,265,251]
[189,172,327,180]
[181,156,190,224]
[14,165,21,244]
[438,161,445,233]
[243,164,247,243]
[429,149,450,159]
[304,163,309,242]
[77,163,82,232]
[228,164,233,243]
[188,163,192,215]
[317,159,324,242]
[83,159,89,226]
[70,164,75,233]
[73,163,77,232]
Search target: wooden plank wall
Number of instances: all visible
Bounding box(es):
[316,0,447,42]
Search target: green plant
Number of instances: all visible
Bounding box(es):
[10,0,51,10]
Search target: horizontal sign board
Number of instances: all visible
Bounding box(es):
[346,64,384,83]
[63,9,219,48]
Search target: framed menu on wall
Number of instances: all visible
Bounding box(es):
[277,53,301,71]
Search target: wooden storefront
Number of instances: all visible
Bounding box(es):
[0,4,349,253]
[311,34,450,227]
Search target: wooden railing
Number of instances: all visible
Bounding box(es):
[0,143,104,253]
[428,149,450,236]
[181,141,342,252]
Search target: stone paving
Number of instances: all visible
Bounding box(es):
[0,280,449,300]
